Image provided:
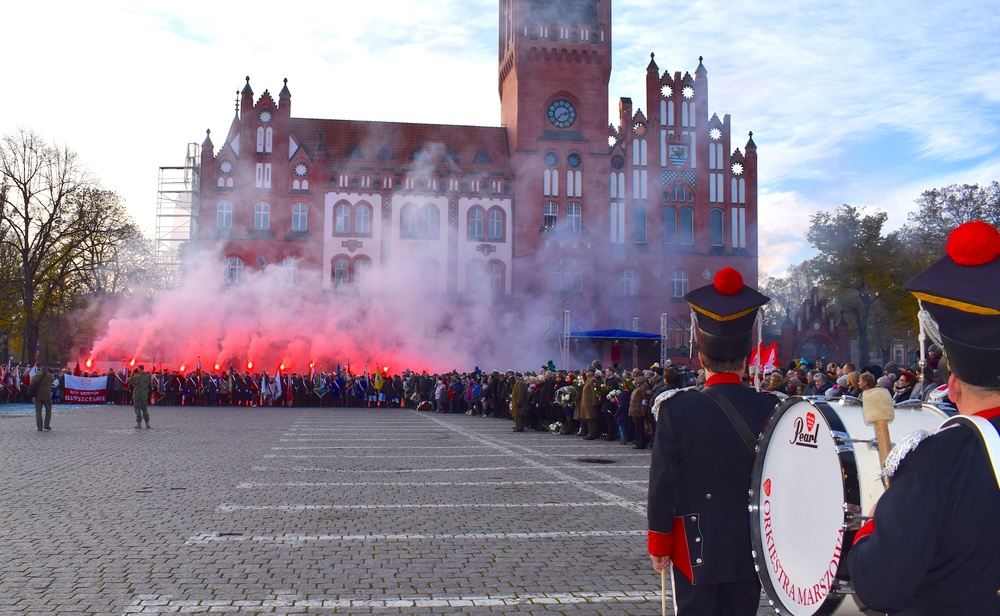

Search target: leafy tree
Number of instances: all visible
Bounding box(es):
[0,128,150,363]
[901,182,1000,262]
[759,262,815,329]
[804,205,913,365]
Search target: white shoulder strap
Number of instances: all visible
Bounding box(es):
[940,415,1000,491]
[651,386,697,422]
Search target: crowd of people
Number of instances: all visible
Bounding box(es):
[2,359,707,448]
[751,349,949,406]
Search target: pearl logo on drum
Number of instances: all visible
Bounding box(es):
[790,413,820,448]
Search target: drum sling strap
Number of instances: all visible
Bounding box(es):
[701,388,757,454]
[940,415,1000,491]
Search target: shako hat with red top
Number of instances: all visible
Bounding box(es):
[685,267,770,360]
[904,221,1000,388]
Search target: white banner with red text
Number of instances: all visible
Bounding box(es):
[63,374,107,404]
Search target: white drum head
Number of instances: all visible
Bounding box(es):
[750,398,855,615]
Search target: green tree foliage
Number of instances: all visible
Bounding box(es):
[0,128,151,363]
[804,205,920,365]
[900,182,1000,263]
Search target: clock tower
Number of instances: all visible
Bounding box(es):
[499,0,612,293]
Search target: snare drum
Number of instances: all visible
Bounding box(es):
[749,396,951,615]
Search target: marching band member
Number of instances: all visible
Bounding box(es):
[647,267,778,615]
[847,221,1000,614]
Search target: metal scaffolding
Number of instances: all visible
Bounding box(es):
[155,143,200,287]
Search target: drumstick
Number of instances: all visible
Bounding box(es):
[661,568,667,616]
[862,387,895,487]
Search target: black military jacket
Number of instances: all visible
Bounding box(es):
[647,374,778,585]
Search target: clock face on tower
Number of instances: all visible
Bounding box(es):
[294,163,308,177]
[259,110,272,124]
[547,99,577,128]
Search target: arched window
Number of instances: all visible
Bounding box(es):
[468,208,485,240]
[709,208,724,247]
[216,201,233,229]
[264,127,273,153]
[256,127,265,153]
[552,257,583,293]
[671,271,689,297]
[280,258,298,285]
[633,205,647,244]
[224,256,244,285]
[679,207,694,244]
[620,269,639,296]
[663,206,677,244]
[401,203,418,238]
[487,208,504,241]
[291,203,308,232]
[354,257,372,286]
[488,260,505,293]
[254,202,270,231]
[355,203,372,236]
[418,205,439,239]
[543,202,558,231]
[333,258,350,287]
[335,203,351,235]
[567,202,582,234]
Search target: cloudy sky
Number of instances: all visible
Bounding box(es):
[6,0,999,277]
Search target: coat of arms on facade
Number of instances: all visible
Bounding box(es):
[669,145,688,167]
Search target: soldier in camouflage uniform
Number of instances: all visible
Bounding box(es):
[128,365,153,429]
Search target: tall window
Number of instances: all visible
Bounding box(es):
[671,271,689,297]
[488,260,505,293]
[354,258,371,286]
[355,203,372,236]
[620,269,639,296]
[663,207,677,244]
[633,206,647,244]
[543,202,558,231]
[333,258,350,287]
[610,202,625,244]
[216,201,232,229]
[291,203,308,232]
[567,203,582,234]
[401,204,418,238]
[224,257,244,285]
[469,208,484,240]
[710,208,724,247]
[254,202,270,231]
[418,205,439,239]
[335,204,351,234]
[281,258,298,284]
[679,207,694,244]
[553,257,583,293]
[487,209,504,241]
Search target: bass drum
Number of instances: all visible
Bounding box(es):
[748,396,951,615]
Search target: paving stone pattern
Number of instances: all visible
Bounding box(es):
[0,405,777,615]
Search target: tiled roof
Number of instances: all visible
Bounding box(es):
[290,118,512,177]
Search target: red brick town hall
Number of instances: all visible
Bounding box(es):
[189,0,760,365]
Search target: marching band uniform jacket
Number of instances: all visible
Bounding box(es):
[847,407,1000,615]
[647,373,778,585]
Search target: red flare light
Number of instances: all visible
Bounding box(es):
[85,358,93,368]
[129,358,136,367]
[280,363,286,371]
[214,363,221,371]
[179,365,186,373]
[247,360,254,370]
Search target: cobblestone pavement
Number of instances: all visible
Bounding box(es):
[0,405,778,615]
